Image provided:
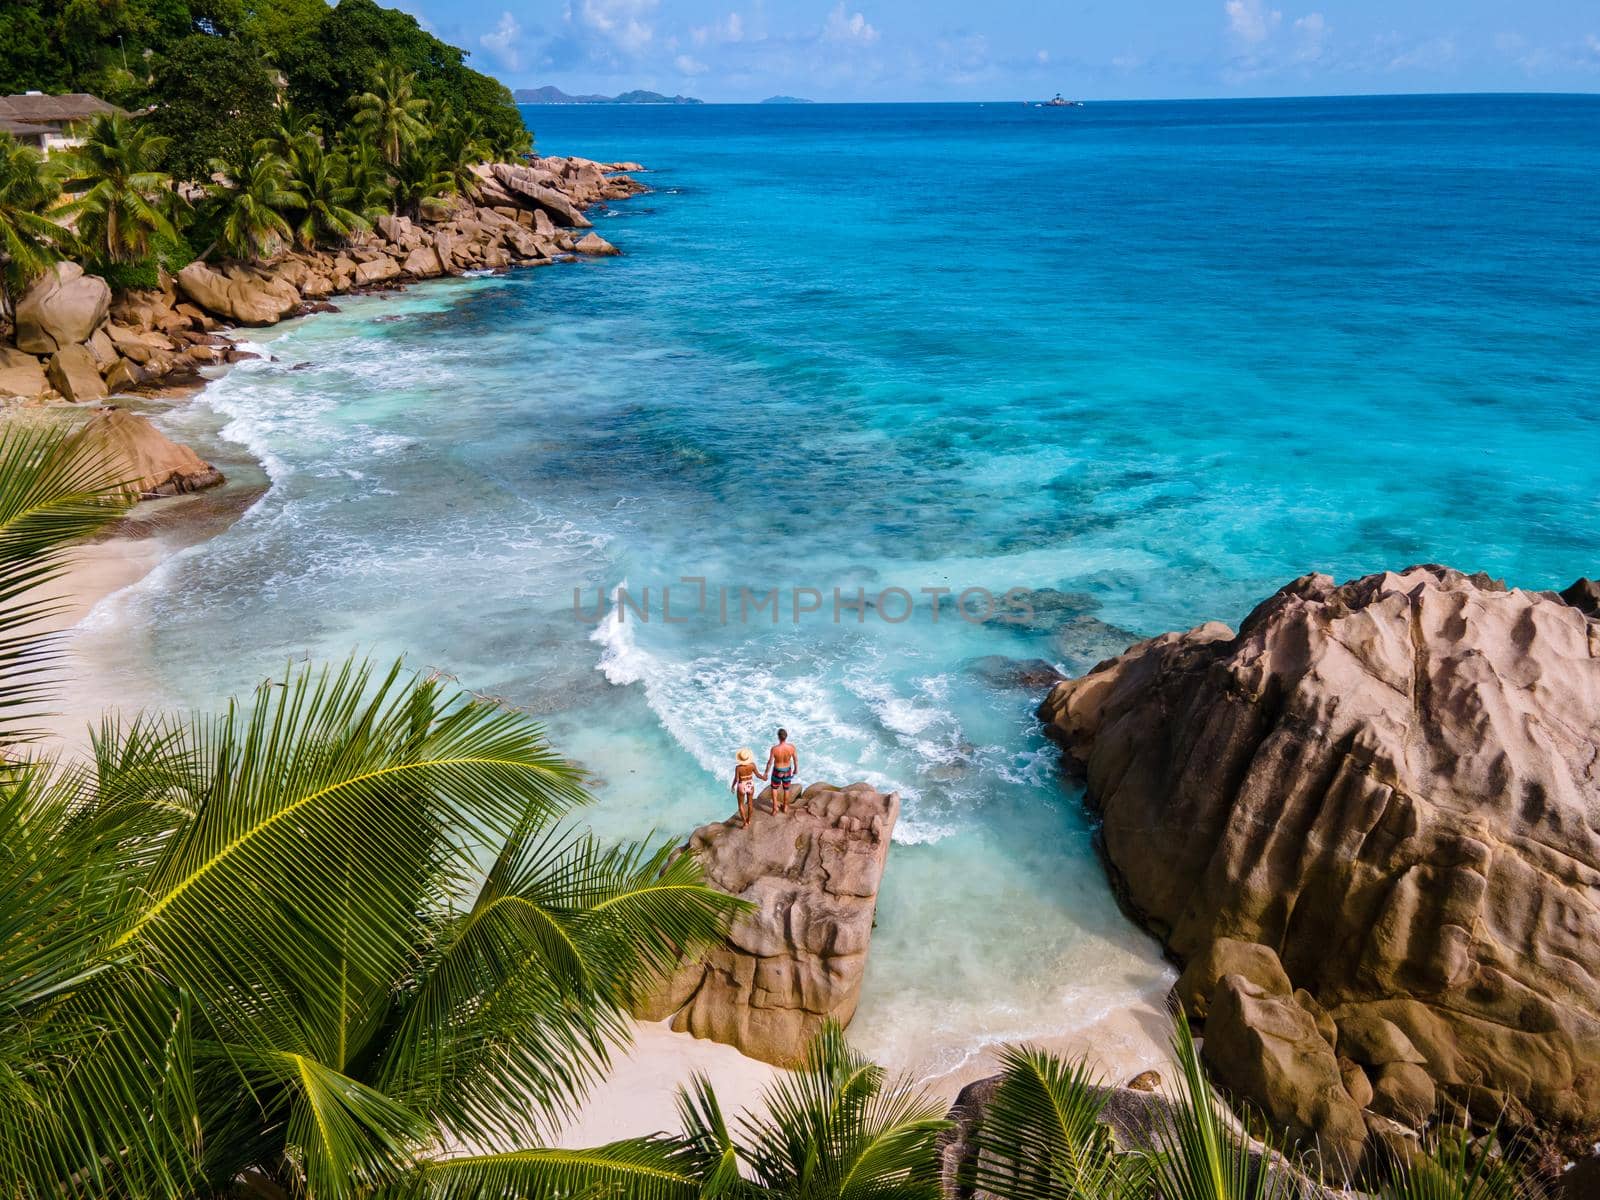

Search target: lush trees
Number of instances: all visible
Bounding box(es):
[0,425,744,1197]
[144,33,281,182]
[285,140,368,249]
[56,113,178,265]
[202,145,299,260]
[0,0,528,161]
[0,135,73,323]
[353,63,431,167]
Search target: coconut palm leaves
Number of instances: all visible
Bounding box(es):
[961,1048,1151,1200]
[424,1020,950,1200]
[0,421,745,1197]
[205,145,302,261]
[0,421,133,740]
[56,113,178,264]
[286,140,369,249]
[3,658,744,1197]
[0,135,74,322]
[353,65,432,168]
[1377,1126,1540,1200]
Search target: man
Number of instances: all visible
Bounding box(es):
[764,728,798,815]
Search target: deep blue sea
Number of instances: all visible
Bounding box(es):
[85,94,1600,1078]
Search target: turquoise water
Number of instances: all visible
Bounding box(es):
[84,95,1600,1078]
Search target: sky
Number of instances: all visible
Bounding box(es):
[397,0,1600,102]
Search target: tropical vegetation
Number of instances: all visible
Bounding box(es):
[0,423,743,1197]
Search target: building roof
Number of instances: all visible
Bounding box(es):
[0,93,122,127]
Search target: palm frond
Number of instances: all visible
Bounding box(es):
[406,1139,704,1200]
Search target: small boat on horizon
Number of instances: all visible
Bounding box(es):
[1040,93,1085,107]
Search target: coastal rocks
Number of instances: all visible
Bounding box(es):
[0,346,48,399]
[634,782,898,1067]
[353,255,401,286]
[1037,565,1600,1157]
[176,262,296,326]
[47,344,108,402]
[488,162,593,228]
[574,232,619,256]
[15,262,112,354]
[71,407,223,497]
[401,246,446,278]
[1203,975,1370,1174]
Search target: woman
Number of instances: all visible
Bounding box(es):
[731,747,764,828]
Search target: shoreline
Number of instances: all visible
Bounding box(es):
[33,150,1176,1141]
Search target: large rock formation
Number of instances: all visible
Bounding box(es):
[635,782,898,1067]
[14,262,112,354]
[71,407,224,497]
[1038,565,1600,1160]
[176,261,299,326]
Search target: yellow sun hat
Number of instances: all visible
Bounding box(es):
[736,747,754,763]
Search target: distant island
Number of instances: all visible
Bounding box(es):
[760,96,814,104]
[514,86,703,105]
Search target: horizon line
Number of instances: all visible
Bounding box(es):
[513,88,1600,106]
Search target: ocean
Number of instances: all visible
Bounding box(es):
[79,94,1600,1079]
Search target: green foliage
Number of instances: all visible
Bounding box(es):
[963,1048,1153,1200]
[202,144,299,261]
[1,0,529,183]
[352,63,431,167]
[284,139,368,249]
[144,33,280,182]
[284,0,525,157]
[56,113,178,264]
[428,1020,951,1200]
[0,134,74,318]
[1378,1127,1542,1200]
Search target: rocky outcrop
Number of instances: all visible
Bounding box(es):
[1,156,643,403]
[0,346,48,399]
[635,782,898,1067]
[47,344,108,402]
[70,407,223,497]
[176,261,298,326]
[1038,565,1600,1160]
[14,262,112,354]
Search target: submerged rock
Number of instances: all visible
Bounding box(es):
[71,407,223,497]
[1038,565,1600,1158]
[634,782,897,1067]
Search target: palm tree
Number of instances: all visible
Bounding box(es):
[203,146,301,261]
[256,103,322,166]
[56,113,177,264]
[392,143,457,220]
[0,425,746,1197]
[335,134,394,223]
[0,135,74,327]
[286,142,368,249]
[433,114,492,199]
[418,1021,951,1200]
[352,65,432,168]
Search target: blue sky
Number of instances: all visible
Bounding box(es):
[399,0,1600,101]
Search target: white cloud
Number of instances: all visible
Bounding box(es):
[1225,0,1281,44]
[823,3,879,46]
[565,0,658,56]
[674,53,709,74]
[1036,49,1049,65]
[1291,12,1328,61]
[479,11,523,70]
[692,11,745,47]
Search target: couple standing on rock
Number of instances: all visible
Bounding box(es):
[730,729,799,828]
